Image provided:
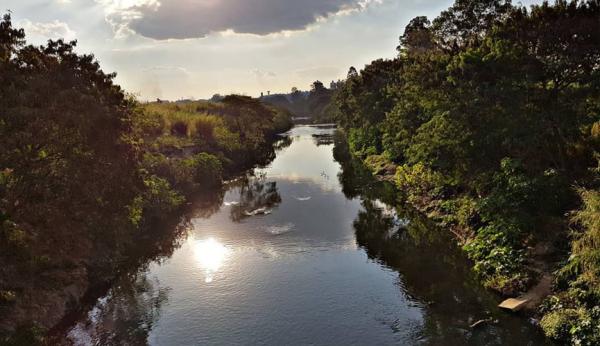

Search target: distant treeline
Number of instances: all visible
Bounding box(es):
[0,14,291,344]
[326,0,600,344]
[258,80,341,123]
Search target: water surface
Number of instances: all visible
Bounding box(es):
[66,125,548,345]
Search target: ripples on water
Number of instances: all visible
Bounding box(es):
[65,125,549,346]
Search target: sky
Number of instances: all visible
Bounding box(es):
[5,0,543,100]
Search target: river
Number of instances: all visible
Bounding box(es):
[64,125,548,345]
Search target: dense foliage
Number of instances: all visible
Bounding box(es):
[0,15,290,343]
[328,1,600,343]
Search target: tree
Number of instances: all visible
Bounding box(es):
[210,93,224,102]
[398,16,435,56]
[328,0,600,321]
[347,66,358,79]
[0,13,25,63]
[311,80,326,94]
[1,14,148,333]
[432,0,513,50]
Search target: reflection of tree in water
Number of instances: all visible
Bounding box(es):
[230,175,282,222]
[334,131,547,345]
[272,136,293,153]
[67,270,168,346]
[352,200,545,344]
[250,135,293,169]
[312,133,334,146]
[188,186,226,219]
[333,130,396,203]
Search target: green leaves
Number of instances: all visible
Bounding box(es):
[333,0,600,331]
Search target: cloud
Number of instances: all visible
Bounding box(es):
[99,0,379,40]
[142,65,191,76]
[252,69,276,78]
[19,19,77,41]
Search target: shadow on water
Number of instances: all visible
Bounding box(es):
[333,130,551,345]
[65,271,169,345]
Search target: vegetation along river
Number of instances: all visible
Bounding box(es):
[63,125,549,345]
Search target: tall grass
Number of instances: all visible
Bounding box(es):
[141,102,236,144]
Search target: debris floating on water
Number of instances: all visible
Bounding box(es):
[267,223,294,235]
[470,318,493,329]
[244,207,272,216]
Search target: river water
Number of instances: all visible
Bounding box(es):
[65,125,548,345]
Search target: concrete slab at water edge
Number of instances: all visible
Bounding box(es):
[499,298,529,311]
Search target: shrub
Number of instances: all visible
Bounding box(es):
[186,153,223,189]
[570,189,600,280]
[478,158,538,225]
[195,119,215,143]
[540,306,600,345]
[348,127,381,157]
[133,110,165,137]
[540,186,600,345]
[170,121,188,137]
[439,196,479,229]
[463,220,529,293]
[364,154,394,175]
[395,162,446,203]
[139,175,185,221]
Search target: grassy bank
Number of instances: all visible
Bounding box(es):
[0,15,291,344]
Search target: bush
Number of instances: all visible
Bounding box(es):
[185,153,223,189]
[540,306,600,345]
[139,175,184,222]
[195,119,215,143]
[395,162,446,203]
[477,158,540,225]
[133,110,165,137]
[348,127,382,157]
[463,220,529,293]
[540,186,600,345]
[364,154,394,175]
[439,196,479,229]
[170,121,188,137]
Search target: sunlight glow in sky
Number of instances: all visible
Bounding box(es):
[6,0,543,100]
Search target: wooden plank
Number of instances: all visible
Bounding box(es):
[498,298,530,311]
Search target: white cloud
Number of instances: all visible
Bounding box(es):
[142,65,191,75]
[252,69,277,78]
[19,19,77,41]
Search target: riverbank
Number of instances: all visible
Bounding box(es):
[331,129,577,342]
[321,1,600,343]
[363,149,559,298]
[2,104,290,345]
[0,24,292,343]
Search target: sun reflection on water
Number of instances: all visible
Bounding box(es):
[193,237,230,283]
